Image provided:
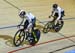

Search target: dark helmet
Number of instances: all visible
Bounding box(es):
[53,4,58,8]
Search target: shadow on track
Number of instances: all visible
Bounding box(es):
[0,35,14,47]
[0,35,31,47]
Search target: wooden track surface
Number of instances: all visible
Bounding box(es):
[0,0,75,53]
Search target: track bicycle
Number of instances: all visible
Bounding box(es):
[13,25,40,47]
[43,16,64,33]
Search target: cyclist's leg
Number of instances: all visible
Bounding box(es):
[31,18,38,41]
[24,20,33,40]
[26,18,36,33]
[61,10,65,17]
[59,11,64,24]
[58,11,65,25]
[32,17,36,30]
[52,13,58,28]
[24,20,29,30]
[56,16,63,26]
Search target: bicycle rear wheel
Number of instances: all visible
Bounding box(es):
[26,29,40,46]
[13,29,25,47]
[55,21,64,32]
[34,29,40,43]
[25,32,35,46]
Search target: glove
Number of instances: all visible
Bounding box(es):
[17,24,21,28]
[49,15,52,18]
[49,15,51,18]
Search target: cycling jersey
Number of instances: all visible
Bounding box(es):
[52,6,64,20]
[25,12,35,23]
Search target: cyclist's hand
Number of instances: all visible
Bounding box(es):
[49,15,52,18]
[17,25,21,28]
[49,16,51,18]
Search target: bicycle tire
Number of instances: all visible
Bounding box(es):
[43,22,52,33]
[55,21,64,32]
[34,29,40,43]
[25,32,35,46]
[26,29,40,46]
[13,29,25,47]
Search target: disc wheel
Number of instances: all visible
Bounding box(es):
[26,29,40,46]
[55,21,64,32]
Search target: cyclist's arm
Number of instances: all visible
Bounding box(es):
[51,10,54,16]
[19,18,24,26]
[49,10,55,18]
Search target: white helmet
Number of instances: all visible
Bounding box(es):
[19,10,26,18]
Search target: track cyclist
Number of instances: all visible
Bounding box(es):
[18,10,36,36]
[49,4,65,28]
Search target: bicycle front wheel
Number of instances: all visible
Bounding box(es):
[13,29,25,47]
[43,22,52,33]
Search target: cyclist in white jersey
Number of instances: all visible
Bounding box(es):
[49,4,65,26]
[18,10,36,32]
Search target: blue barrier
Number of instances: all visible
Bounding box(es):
[65,50,75,53]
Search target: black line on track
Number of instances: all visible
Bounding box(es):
[0,25,17,29]
[3,0,21,10]
[2,0,75,30]
[58,33,75,43]
[49,45,75,53]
